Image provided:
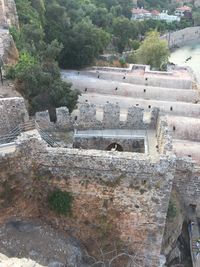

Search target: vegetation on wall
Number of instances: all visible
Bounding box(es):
[48,189,73,215]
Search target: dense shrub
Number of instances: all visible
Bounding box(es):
[48,189,73,215]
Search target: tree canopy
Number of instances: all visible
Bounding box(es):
[136,31,170,70]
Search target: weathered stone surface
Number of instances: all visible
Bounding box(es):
[103,103,120,128]
[0,131,176,267]
[0,219,87,267]
[0,97,29,135]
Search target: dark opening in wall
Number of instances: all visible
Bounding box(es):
[170,107,173,111]
[188,155,191,157]
[173,126,176,131]
[74,116,78,121]
[123,76,126,80]
[78,71,80,75]
[115,87,118,90]
[49,108,57,123]
[144,89,146,93]
[136,104,139,106]
[85,100,88,102]
[148,105,151,109]
[98,75,100,78]
[145,77,148,81]
[106,143,123,151]
[84,88,87,92]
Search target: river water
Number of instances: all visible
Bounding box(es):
[170,42,200,82]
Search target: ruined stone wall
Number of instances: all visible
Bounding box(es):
[35,104,159,131]
[174,158,200,216]
[73,136,145,153]
[161,27,200,48]
[0,132,175,267]
[156,116,173,155]
[0,97,29,135]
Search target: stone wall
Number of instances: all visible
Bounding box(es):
[73,135,145,153]
[156,116,173,155]
[161,27,200,48]
[35,103,159,131]
[0,131,175,267]
[0,97,29,135]
[80,65,193,89]
[174,158,200,216]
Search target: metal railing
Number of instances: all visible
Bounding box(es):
[35,122,60,147]
[0,120,60,148]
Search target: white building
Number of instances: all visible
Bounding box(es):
[159,11,181,22]
[131,8,180,23]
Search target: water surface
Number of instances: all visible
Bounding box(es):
[170,41,200,82]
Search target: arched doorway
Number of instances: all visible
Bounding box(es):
[106,143,123,151]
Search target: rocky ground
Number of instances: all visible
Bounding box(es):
[0,79,21,98]
[0,219,89,267]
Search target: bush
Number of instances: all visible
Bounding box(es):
[48,189,73,215]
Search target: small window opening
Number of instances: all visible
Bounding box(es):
[148,105,151,109]
[115,87,118,90]
[173,126,176,131]
[74,116,78,121]
[144,89,146,93]
[170,107,173,111]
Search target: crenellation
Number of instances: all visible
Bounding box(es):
[126,106,144,128]
[103,103,120,128]
[78,103,97,128]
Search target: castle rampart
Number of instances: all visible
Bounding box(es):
[0,130,176,267]
[161,26,200,48]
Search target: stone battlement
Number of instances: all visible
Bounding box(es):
[35,103,159,131]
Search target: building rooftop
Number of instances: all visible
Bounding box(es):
[132,8,150,14]
[176,6,192,12]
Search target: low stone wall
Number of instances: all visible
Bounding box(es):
[0,131,175,267]
[0,97,29,135]
[161,27,200,49]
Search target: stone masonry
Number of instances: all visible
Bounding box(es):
[0,97,29,135]
[0,130,175,267]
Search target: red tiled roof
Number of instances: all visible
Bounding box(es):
[176,5,192,12]
[151,10,160,15]
[132,8,150,14]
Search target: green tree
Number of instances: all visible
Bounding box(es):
[136,31,170,70]
[59,19,110,68]
[112,16,138,52]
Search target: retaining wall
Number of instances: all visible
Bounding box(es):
[161,27,200,48]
